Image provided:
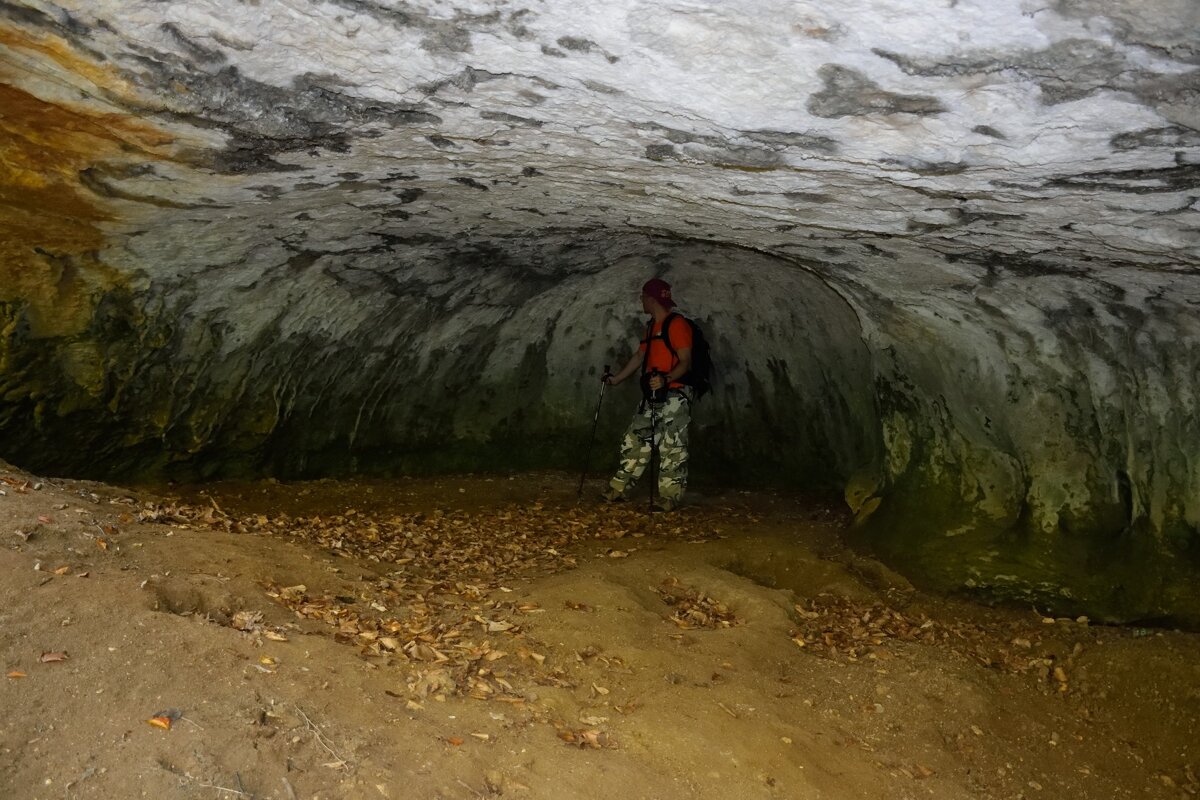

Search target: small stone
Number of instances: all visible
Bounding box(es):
[484,771,504,792]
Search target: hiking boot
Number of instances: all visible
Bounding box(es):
[652,497,679,513]
[600,486,629,503]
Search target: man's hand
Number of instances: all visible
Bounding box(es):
[648,373,666,391]
[608,350,643,387]
[603,373,619,386]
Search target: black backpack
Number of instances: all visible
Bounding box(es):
[645,313,713,400]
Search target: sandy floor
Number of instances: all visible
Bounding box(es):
[1,462,1198,800]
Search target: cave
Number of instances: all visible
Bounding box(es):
[2,1,1199,798]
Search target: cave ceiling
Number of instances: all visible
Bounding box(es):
[2,0,1196,296]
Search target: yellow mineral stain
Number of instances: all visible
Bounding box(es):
[0,76,171,337]
[0,25,142,120]
[0,20,189,340]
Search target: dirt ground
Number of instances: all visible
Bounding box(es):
[2,462,1198,800]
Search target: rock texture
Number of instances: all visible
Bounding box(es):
[1,0,1198,621]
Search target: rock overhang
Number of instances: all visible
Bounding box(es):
[2,0,1199,622]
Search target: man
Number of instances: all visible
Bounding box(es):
[601,278,693,511]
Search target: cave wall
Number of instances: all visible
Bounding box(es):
[1,234,881,485]
[835,256,1200,621]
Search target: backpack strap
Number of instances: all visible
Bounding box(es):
[639,319,654,376]
[660,313,680,359]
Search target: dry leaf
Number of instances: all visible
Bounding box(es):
[147,708,182,730]
[232,611,264,632]
[474,616,515,633]
[446,737,464,746]
[7,670,27,679]
[264,631,289,642]
[557,728,612,749]
[52,566,70,576]
[96,538,109,551]
[39,651,68,663]
[37,515,52,524]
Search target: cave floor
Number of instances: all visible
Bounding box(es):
[1,465,1197,800]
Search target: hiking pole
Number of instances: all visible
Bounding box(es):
[647,369,664,514]
[576,365,612,500]
[648,402,659,514]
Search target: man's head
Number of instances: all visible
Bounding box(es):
[641,278,676,314]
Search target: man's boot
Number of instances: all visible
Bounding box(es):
[601,485,629,503]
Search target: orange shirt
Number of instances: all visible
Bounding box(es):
[639,315,693,388]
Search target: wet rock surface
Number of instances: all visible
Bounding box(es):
[1,1,1199,621]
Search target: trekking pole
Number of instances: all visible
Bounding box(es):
[576,365,611,500]
[647,369,664,514]
[648,403,658,514]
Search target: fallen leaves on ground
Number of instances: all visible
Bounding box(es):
[135,499,731,746]
[140,501,717,690]
[38,651,68,663]
[1,476,32,493]
[788,594,1095,686]
[231,610,264,632]
[655,577,740,629]
[555,724,615,749]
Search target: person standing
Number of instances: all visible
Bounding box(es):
[601,278,693,511]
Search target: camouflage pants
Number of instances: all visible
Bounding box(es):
[608,391,691,502]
